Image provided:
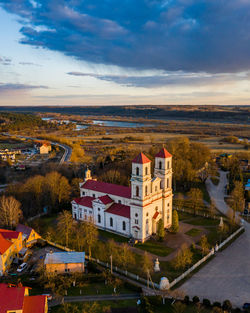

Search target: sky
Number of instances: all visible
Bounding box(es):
[0,0,250,106]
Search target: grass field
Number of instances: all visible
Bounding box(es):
[136,240,174,257]
[185,228,201,237]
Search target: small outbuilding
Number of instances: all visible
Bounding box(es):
[16,224,41,247]
[44,251,85,274]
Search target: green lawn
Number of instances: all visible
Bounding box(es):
[98,229,129,243]
[136,240,174,257]
[187,217,219,227]
[51,299,138,313]
[185,228,201,237]
[177,211,193,221]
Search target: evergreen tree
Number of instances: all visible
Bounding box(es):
[171,210,179,233]
[157,218,165,241]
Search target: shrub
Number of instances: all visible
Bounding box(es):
[184,295,190,305]
[203,299,211,307]
[193,296,200,304]
[222,300,232,312]
[213,302,221,308]
[147,295,162,306]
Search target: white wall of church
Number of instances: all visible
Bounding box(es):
[105,213,130,236]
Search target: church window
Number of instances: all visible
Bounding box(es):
[135,213,138,217]
[98,208,100,211]
[155,186,157,192]
[136,167,139,176]
[118,200,121,204]
[110,217,113,227]
[93,194,95,197]
[159,161,162,169]
[136,186,139,197]
[135,219,139,224]
[167,161,170,169]
[146,219,149,224]
[84,209,87,213]
[167,178,169,188]
[98,214,101,223]
[145,167,148,175]
[82,191,85,195]
[145,186,148,196]
[155,206,158,211]
[146,213,149,217]
[123,221,126,231]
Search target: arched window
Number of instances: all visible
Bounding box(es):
[136,167,139,176]
[155,206,158,211]
[123,221,126,231]
[98,214,101,223]
[167,178,169,188]
[159,161,162,170]
[145,167,148,175]
[145,186,148,196]
[155,186,157,192]
[136,186,139,197]
[110,217,113,227]
[167,161,170,169]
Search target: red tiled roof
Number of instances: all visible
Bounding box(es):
[155,148,172,158]
[0,284,26,313]
[23,295,47,313]
[81,180,131,199]
[72,196,95,208]
[105,203,130,218]
[0,233,12,255]
[16,224,32,238]
[153,211,159,219]
[132,152,151,164]
[0,229,20,240]
[98,195,114,205]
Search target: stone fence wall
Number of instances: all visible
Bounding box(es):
[42,226,244,291]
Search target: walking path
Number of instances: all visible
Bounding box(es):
[180,171,250,308]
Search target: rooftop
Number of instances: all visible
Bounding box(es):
[72,196,95,208]
[44,251,85,265]
[23,295,47,313]
[106,203,130,218]
[0,284,26,313]
[16,224,33,238]
[132,152,151,164]
[81,180,131,199]
[155,148,172,158]
[98,195,114,205]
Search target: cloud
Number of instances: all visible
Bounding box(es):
[67,71,249,88]
[19,61,41,66]
[0,56,12,65]
[1,0,250,73]
[0,83,48,93]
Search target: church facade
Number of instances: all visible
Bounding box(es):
[71,148,173,242]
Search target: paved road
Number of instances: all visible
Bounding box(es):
[180,171,250,308]
[3,133,72,164]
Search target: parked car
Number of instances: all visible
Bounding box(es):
[17,263,28,273]
[243,303,250,310]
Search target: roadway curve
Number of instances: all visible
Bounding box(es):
[180,171,250,307]
[2,133,72,164]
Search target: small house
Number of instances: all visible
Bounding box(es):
[44,251,85,274]
[16,224,41,247]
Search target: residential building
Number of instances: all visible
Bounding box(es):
[44,251,85,273]
[16,224,41,247]
[72,148,173,242]
[0,283,48,313]
[0,229,23,275]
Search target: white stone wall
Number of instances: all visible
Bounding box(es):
[105,213,130,236]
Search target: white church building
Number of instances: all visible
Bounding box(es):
[71,148,173,242]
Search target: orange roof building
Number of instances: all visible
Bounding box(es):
[0,229,23,276]
[0,283,47,313]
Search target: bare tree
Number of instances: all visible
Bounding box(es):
[0,195,22,229]
[188,188,203,215]
[57,210,73,246]
[82,217,98,259]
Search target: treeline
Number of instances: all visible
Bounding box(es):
[95,137,211,192]
[4,171,82,217]
[0,112,49,131]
